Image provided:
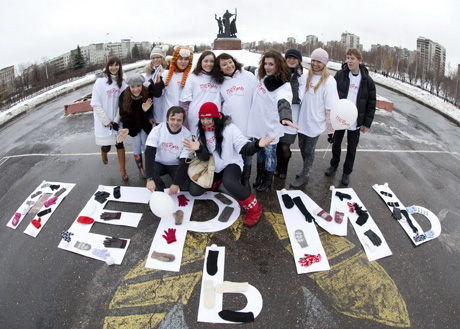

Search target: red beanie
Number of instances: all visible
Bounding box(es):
[199,102,221,119]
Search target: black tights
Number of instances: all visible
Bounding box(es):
[101,142,125,153]
[189,164,250,201]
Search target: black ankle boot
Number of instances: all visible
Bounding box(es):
[256,171,274,192]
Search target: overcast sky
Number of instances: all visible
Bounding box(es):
[1,0,458,72]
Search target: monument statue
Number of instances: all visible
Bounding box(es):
[215,9,237,38]
[215,15,223,35]
[213,8,241,50]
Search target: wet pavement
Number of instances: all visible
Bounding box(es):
[0,82,459,329]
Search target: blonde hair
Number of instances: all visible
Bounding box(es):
[306,63,330,93]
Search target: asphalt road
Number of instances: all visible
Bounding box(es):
[0,81,459,329]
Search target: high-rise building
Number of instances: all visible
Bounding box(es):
[0,66,15,88]
[416,36,446,77]
[305,35,318,45]
[341,32,361,50]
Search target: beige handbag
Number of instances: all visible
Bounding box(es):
[186,152,215,188]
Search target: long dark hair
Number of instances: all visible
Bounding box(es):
[121,86,149,116]
[197,114,229,158]
[257,49,290,83]
[193,51,216,75]
[104,56,123,88]
[211,53,243,84]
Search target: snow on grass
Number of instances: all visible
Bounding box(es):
[1,50,459,127]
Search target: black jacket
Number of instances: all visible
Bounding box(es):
[119,90,153,137]
[334,63,376,128]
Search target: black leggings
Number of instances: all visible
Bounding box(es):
[189,164,250,201]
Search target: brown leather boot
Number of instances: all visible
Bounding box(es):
[117,148,129,181]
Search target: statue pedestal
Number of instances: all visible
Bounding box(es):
[213,38,241,50]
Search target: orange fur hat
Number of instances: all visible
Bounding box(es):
[165,46,194,88]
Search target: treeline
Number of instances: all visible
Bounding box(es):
[255,41,460,107]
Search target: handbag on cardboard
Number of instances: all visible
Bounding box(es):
[186,152,215,188]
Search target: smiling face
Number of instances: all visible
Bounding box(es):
[108,62,120,75]
[176,57,190,71]
[264,57,277,76]
[286,56,300,69]
[310,60,325,74]
[151,56,163,68]
[200,117,215,128]
[346,54,362,74]
[129,85,142,97]
[219,58,236,75]
[201,54,215,73]
[167,112,184,133]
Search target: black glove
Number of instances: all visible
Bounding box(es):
[401,209,418,233]
[354,203,369,226]
[111,122,119,131]
[327,134,334,144]
[281,190,294,209]
[335,191,351,201]
[50,184,60,191]
[293,196,315,223]
[94,191,110,203]
[103,237,127,249]
[37,208,52,217]
[364,229,382,246]
[100,212,122,220]
[392,207,401,220]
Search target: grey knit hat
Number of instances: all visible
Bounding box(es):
[150,45,168,59]
[126,73,145,86]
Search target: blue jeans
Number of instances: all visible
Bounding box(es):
[132,130,148,155]
[256,143,277,172]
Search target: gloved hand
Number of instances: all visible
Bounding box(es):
[327,133,334,144]
[117,128,129,143]
[177,194,189,207]
[103,237,128,249]
[44,196,58,208]
[364,229,382,247]
[111,122,119,131]
[162,228,177,244]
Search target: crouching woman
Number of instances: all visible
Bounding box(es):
[183,102,274,226]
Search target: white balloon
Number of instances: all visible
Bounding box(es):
[330,99,358,130]
[149,191,175,218]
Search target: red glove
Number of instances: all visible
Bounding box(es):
[32,217,42,229]
[162,228,177,244]
[177,194,189,207]
[347,202,355,213]
[45,196,58,208]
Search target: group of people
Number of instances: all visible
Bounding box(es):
[90,45,376,226]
